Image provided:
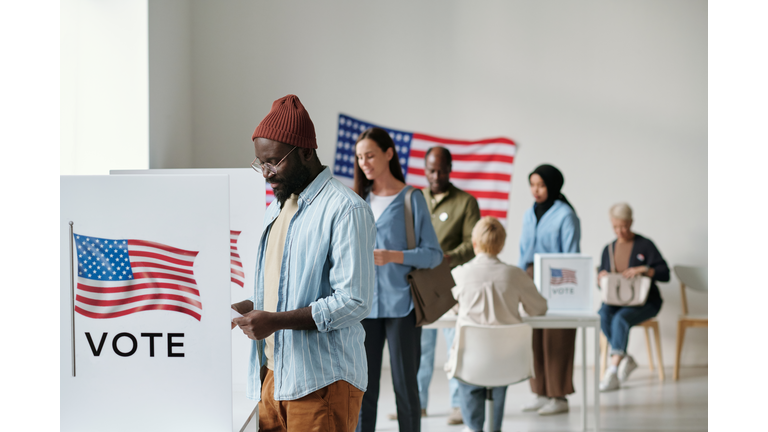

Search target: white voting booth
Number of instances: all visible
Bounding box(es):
[62,172,265,432]
[533,253,594,313]
[109,169,265,431]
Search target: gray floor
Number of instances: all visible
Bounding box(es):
[373,366,708,432]
[235,366,707,431]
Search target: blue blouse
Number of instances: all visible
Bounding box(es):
[365,186,443,318]
[518,200,581,269]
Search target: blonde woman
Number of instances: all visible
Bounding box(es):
[598,203,669,391]
[449,217,548,432]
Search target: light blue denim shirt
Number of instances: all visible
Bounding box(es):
[365,186,443,319]
[518,199,581,269]
[246,167,376,401]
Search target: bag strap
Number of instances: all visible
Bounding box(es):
[403,187,416,250]
[609,242,616,273]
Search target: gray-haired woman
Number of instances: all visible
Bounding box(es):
[598,203,670,392]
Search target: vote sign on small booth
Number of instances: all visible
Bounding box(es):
[533,253,594,313]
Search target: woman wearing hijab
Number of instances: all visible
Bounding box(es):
[518,164,581,416]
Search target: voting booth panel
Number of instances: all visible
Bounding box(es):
[110,168,265,431]
[61,175,233,432]
[533,253,594,313]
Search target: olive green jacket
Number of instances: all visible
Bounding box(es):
[422,183,481,268]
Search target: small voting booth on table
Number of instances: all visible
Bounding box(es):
[533,253,594,312]
[61,171,265,432]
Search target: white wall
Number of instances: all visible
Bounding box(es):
[148,0,193,169]
[150,0,707,367]
[61,0,149,174]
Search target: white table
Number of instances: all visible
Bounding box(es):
[425,312,601,432]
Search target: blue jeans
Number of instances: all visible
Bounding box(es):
[417,328,460,409]
[457,381,506,432]
[599,302,661,356]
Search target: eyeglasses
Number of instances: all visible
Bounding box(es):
[251,146,297,177]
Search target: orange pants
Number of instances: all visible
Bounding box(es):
[259,370,364,432]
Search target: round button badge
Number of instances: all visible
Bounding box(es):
[439,212,449,222]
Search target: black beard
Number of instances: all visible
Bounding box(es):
[273,161,311,207]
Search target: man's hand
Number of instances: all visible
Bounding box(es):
[233,310,277,341]
[526,264,534,279]
[622,266,650,278]
[374,249,404,266]
[598,270,609,280]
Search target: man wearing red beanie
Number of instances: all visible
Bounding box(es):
[232,95,376,431]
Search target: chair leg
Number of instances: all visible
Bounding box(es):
[652,321,665,381]
[485,388,494,432]
[599,333,608,378]
[644,326,654,372]
[674,321,686,381]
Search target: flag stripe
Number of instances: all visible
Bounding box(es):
[129,250,195,267]
[132,271,197,285]
[408,149,514,164]
[411,133,516,146]
[128,239,199,257]
[78,282,201,296]
[130,260,194,276]
[231,267,245,278]
[231,278,245,287]
[75,304,201,321]
[407,158,515,175]
[407,167,511,182]
[476,198,510,211]
[410,139,516,157]
[480,209,508,218]
[77,293,203,309]
[464,190,509,200]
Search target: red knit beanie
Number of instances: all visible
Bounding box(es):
[251,94,317,149]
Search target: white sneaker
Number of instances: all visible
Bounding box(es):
[538,398,569,416]
[522,395,549,412]
[599,370,620,392]
[618,355,638,382]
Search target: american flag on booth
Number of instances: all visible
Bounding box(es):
[74,234,203,321]
[330,114,517,225]
[550,268,577,285]
[230,230,245,287]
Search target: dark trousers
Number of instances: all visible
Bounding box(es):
[356,310,422,432]
[529,328,577,398]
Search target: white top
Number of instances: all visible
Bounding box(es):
[368,192,398,221]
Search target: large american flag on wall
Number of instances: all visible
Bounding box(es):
[332,114,516,225]
[74,234,203,321]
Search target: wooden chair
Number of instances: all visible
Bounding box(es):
[599,318,665,381]
[672,265,708,381]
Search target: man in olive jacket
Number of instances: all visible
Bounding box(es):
[417,146,480,425]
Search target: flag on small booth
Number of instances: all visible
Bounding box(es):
[74,234,203,321]
[550,268,577,285]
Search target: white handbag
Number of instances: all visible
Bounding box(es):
[599,242,651,306]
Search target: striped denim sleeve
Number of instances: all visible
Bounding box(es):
[311,205,376,333]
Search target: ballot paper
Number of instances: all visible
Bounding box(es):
[231,308,243,322]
